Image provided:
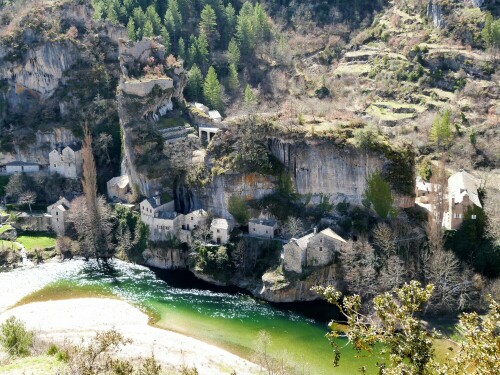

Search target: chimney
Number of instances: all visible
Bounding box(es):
[313,227,318,235]
[154,196,161,206]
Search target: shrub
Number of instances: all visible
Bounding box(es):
[0,316,33,357]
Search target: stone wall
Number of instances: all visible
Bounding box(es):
[120,77,173,97]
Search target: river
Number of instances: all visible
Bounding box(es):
[1,259,380,374]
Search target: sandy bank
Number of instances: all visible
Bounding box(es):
[0,298,261,375]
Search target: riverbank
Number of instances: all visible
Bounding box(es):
[0,298,261,374]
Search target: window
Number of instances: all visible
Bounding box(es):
[56,218,59,222]
[217,229,220,233]
[253,228,255,231]
[471,215,477,219]
[265,230,268,234]
[56,212,58,216]
[53,164,56,167]
[191,217,193,220]
[68,163,71,167]
[319,247,323,252]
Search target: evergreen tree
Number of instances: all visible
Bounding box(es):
[236,3,255,56]
[187,35,198,68]
[203,66,223,112]
[145,4,162,35]
[200,4,218,41]
[143,19,154,38]
[127,17,136,41]
[186,64,203,102]
[123,0,137,14]
[197,32,210,70]
[166,0,182,38]
[160,26,171,53]
[133,7,146,39]
[227,38,240,67]
[482,12,494,47]
[244,84,257,105]
[178,37,186,61]
[227,63,239,93]
[364,172,393,219]
[222,3,236,45]
[430,110,453,150]
[253,3,270,43]
[107,2,119,23]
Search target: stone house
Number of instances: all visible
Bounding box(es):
[47,196,73,235]
[49,142,83,179]
[178,209,208,244]
[139,197,184,241]
[415,176,440,201]
[248,218,278,239]
[5,161,40,174]
[211,218,231,244]
[445,170,482,230]
[283,228,346,274]
[107,175,133,203]
[182,209,208,231]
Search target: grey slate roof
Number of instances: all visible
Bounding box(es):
[249,218,277,227]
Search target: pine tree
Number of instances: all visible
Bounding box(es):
[143,19,154,38]
[222,3,236,45]
[227,38,240,67]
[197,32,210,70]
[186,64,203,102]
[160,26,171,53]
[133,7,145,39]
[107,2,119,23]
[244,84,257,105]
[203,66,222,112]
[253,3,270,43]
[430,110,453,150]
[178,37,186,61]
[227,63,239,93]
[236,4,255,56]
[127,17,136,41]
[145,4,162,35]
[200,5,218,41]
[364,172,393,219]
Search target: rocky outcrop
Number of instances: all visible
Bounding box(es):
[0,41,79,110]
[259,264,340,302]
[427,0,445,29]
[142,248,187,269]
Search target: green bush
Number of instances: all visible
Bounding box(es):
[0,316,33,357]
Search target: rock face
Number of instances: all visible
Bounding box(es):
[142,248,187,269]
[269,137,383,205]
[0,41,79,105]
[197,173,276,219]
[259,264,340,302]
[427,0,445,29]
[0,128,77,165]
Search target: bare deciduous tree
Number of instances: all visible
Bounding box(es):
[378,255,407,291]
[18,190,36,212]
[339,239,377,299]
[282,216,304,239]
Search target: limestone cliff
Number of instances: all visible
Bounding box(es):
[268,136,414,207]
[196,173,276,219]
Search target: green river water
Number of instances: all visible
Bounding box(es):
[9,260,381,374]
